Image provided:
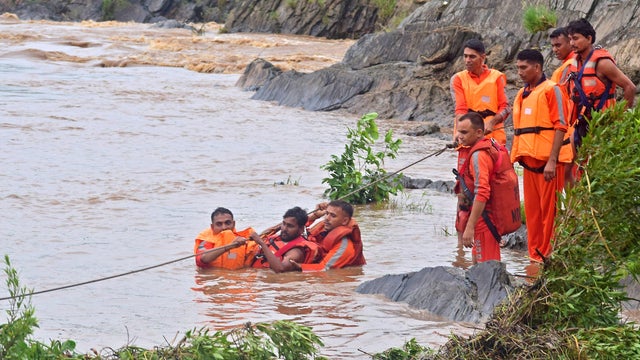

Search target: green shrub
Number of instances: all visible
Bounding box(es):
[383,102,640,358]
[522,5,557,34]
[321,112,403,204]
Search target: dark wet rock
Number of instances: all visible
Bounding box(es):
[224,0,381,39]
[406,123,440,136]
[500,225,527,251]
[356,261,512,323]
[251,63,373,111]
[236,59,283,92]
[622,275,640,311]
[400,176,454,194]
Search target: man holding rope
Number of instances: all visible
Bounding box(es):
[194,207,259,269]
[291,200,366,271]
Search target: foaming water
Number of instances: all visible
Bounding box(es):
[0,19,531,358]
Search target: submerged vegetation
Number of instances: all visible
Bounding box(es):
[390,103,640,359]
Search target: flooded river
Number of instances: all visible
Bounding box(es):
[0,18,531,358]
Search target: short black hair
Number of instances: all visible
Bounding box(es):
[283,206,308,227]
[328,200,354,218]
[459,112,485,132]
[549,27,568,39]
[517,49,544,67]
[464,38,485,54]
[566,18,596,44]
[211,207,233,222]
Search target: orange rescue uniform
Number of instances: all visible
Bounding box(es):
[511,78,571,263]
[455,138,501,263]
[300,218,366,271]
[450,65,511,145]
[194,227,258,269]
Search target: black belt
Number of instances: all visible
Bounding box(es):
[514,126,554,136]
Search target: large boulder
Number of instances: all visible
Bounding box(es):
[356,261,513,323]
[240,0,640,130]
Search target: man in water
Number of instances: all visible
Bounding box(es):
[291,200,366,271]
[454,112,502,263]
[194,207,258,269]
[250,206,319,272]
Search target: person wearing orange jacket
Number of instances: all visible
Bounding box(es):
[566,18,635,151]
[511,49,573,264]
[194,207,259,269]
[549,27,577,186]
[250,206,319,273]
[454,112,501,263]
[450,38,511,146]
[550,27,574,89]
[291,200,366,271]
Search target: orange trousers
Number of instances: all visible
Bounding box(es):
[471,222,501,263]
[522,157,565,262]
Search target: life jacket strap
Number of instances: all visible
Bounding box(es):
[513,126,554,136]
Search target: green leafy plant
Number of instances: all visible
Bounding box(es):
[522,4,557,34]
[372,338,433,359]
[321,112,403,204]
[0,255,39,359]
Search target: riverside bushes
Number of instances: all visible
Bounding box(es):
[0,255,326,359]
[321,112,403,204]
[376,103,640,359]
[376,104,640,360]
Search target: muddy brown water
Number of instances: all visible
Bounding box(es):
[0,19,532,358]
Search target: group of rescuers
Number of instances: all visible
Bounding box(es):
[195,18,636,272]
[451,18,635,265]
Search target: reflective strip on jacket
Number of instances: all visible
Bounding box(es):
[511,79,572,164]
[568,48,616,113]
[300,218,366,271]
[451,66,509,144]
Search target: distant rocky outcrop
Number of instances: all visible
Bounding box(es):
[0,0,401,38]
[239,0,640,130]
[224,0,378,39]
[357,261,513,323]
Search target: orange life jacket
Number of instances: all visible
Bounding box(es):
[251,235,319,268]
[455,69,507,144]
[568,48,616,114]
[511,79,573,166]
[455,138,522,240]
[194,227,258,269]
[568,48,617,148]
[309,219,366,267]
[552,56,573,100]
